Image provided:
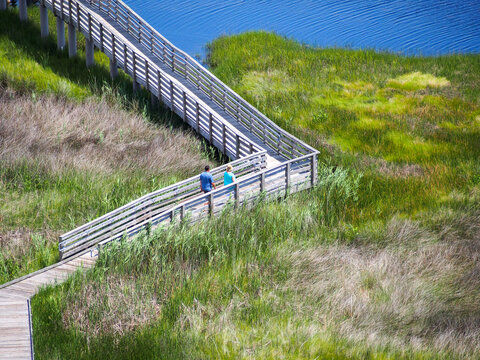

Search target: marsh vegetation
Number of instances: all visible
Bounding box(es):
[2,10,478,359]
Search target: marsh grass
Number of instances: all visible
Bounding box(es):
[0,7,219,283]
[25,25,480,360]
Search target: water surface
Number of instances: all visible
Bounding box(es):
[124,0,480,58]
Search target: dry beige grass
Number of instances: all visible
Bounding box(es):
[62,274,161,336]
[0,88,205,176]
[286,216,480,357]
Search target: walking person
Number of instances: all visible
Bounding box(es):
[200,165,216,193]
[223,164,236,186]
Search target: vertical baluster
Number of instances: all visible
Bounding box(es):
[234,183,239,209]
[236,135,240,159]
[170,80,174,111]
[157,70,162,102]
[76,3,81,31]
[123,43,128,72]
[222,124,226,155]
[182,91,187,122]
[209,114,213,144]
[285,162,290,198]
[196,102,200,133]
[145,60,149,91]
[311,154,318,187]
[209,193,214,217]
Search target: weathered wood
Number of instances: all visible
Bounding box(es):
[56,16,65,49]
[85,37,94,67]
[40,3,49,38]
[0,0,7,11]
[18,0,27,21]
[68,23,77,57]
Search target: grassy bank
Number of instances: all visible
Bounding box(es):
[0,7,217,283]
[30,31,480,359]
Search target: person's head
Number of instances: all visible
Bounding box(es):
[205,165,210,172]
[226,164,233,173]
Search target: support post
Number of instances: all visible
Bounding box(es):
[234,183,239,209]
[169,80,174,111]
[68,23,77,57]
[132,52,140,92]
[260,172,265,192]
[285,162,290,198]
[56,17,65,50]
[209,193,214,217]
[19,0,27,21]
[151,92,159,108]
[311,154,318,187]
[109,58,118,79]
[195,102,200,133]
[40,4,49,38]
[85,38,95,67]
[236,135,240,159]
[182,91,187,121]
[0,0,6,11]
[222,124,226,155]
[157,70,162,101]
[180,205,185,221]
[209,113,213,143]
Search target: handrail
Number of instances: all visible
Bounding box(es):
[91,0,316,159]
[30,0,321,259]
[95,151,319,248]
[59,152,267,259]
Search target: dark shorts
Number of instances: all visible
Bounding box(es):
[203,189,211,194]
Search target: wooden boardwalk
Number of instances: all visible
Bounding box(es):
[0,250,97,359]
[0,0,319,357]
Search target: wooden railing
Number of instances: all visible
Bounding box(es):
[96,152,318,249]
[43,0,263,160]
[88,0,316,160]
[59,152,267,259]
[29,0,320,259]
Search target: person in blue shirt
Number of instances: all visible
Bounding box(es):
[223,164,236,186]
[200,165,216,193]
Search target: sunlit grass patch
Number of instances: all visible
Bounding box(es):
[383,131,449,163]
[352,116,387,131]
[239,69,295,101]
[387,71,450,91]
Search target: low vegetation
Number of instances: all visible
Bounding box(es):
[0,7,216,283]
[14,19,480,360]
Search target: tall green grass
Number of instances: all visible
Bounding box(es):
[0,7,219,283]
[25,26,480,360]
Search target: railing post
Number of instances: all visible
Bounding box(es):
[182,91,187,122]
[285,162,290,198]
[110,58,118,79]
[236,134,240,159]
[260,172,265,192]
[40,2,49,38]
[196,102,200,133]
[234,183,239,209]
[180,204,186,221]
[99,23,104,52]
[18,0,27,21]
[171,48,175,70]
[85,37,95,67]
[56,17,65,50]
[222,124,226,155]
[68,23,77,57]
[123,43,128,72]
[132,52,140,92]
[170,80,174,111]
[209,193,214,217]
[76,2,81,31]
[311,154,318,187]
[250,142,254,154]
[145,60,150,91]
[209,113,213,143]
[157,70,162,101]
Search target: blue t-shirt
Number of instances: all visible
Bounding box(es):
[200,171,214,192]
[224,171,235,186]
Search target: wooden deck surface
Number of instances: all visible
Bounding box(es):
[0,251,97,359]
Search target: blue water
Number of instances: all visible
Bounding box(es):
[124,0,480,58]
